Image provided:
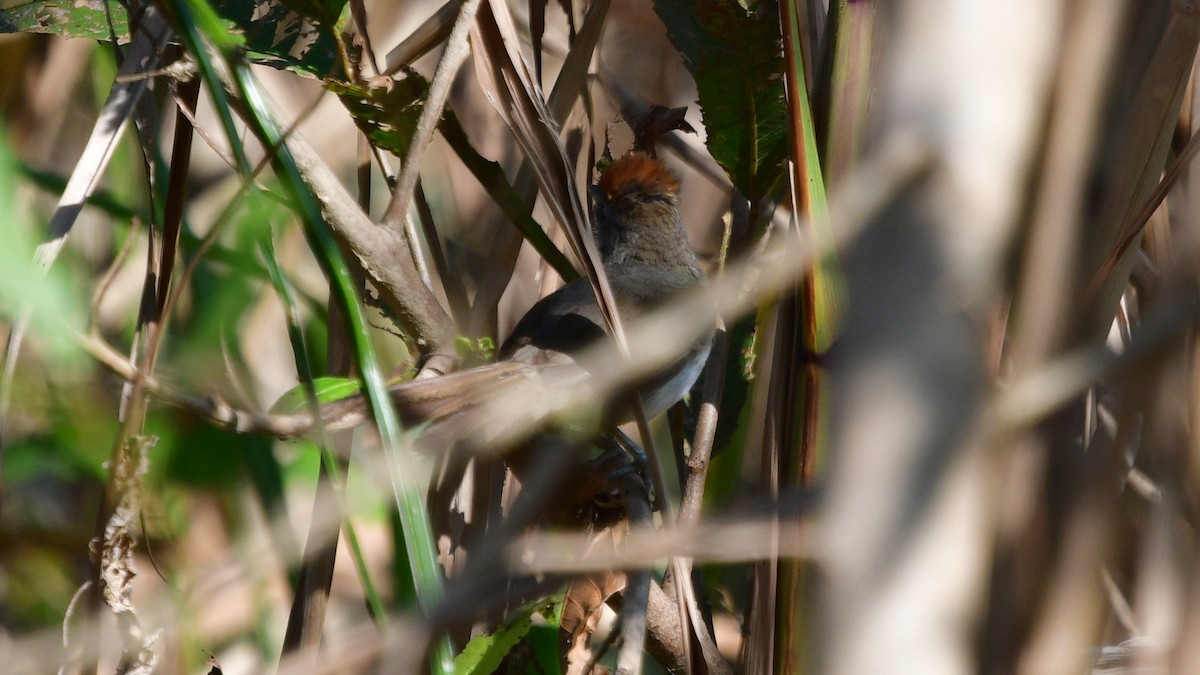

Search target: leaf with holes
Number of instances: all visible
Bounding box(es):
[327,70,430,157]
[0,0,346,77]
[654,0,788,202]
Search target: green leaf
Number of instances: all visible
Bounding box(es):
[327,71,430,158]
[654,0,789,202]
[276,0,347,29]
[454,336,497,366]
[778,0,840,355]
[818,0,876,184]
[270,376,362,415]
[453,596,560,675]
[0,0,345,78]
[0,0,128,42]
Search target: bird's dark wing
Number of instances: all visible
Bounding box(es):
[499,279,609,363]
[499,268,693,364]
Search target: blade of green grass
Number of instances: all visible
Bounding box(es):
[819,0,875,184]
[776,1,843,673]
[782,0,839,353]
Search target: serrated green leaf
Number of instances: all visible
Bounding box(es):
[654,0,789,202]
[0,0,344,77]
[453,596,560,675]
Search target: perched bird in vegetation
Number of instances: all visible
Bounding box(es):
[319,152,711,447]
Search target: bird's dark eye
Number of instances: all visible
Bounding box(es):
[620,189,671,206]
[608,183,666,205]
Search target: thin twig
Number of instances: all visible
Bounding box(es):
[77,330,311,436]
[384,0,460,74]
[380,0,484,241]
[56,581,93,675]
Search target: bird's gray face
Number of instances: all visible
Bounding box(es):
[592,182,687,266]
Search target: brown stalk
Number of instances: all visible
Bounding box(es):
[1085,1,1200,331]
[32,8,171,272]
[1086,127,1200,300]
[281,125,458,363]
[470,7,700,664]
[75,16,181,671]
[1,9,171,532]
[986,7,1125,668]
[469,0,616,331]
[281,100,379,658]
[469,8,658,663]
[384,0,461,74]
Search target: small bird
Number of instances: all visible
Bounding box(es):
[321,152,711,447]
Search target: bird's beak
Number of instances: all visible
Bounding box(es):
[587,184,609,227]
[588,184,605,207]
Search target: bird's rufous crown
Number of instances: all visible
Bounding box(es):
[597,152,680,201]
